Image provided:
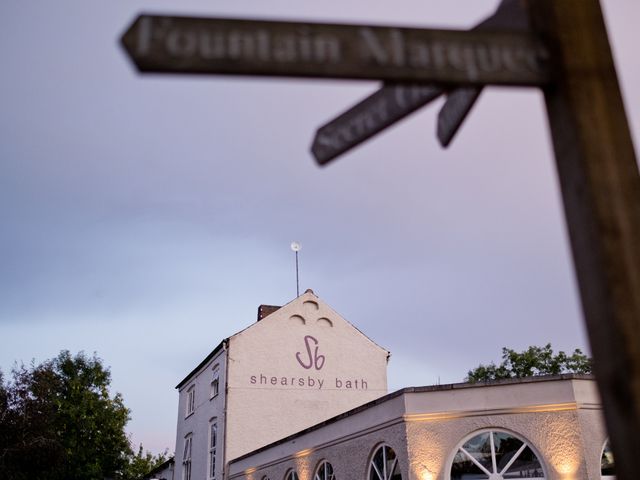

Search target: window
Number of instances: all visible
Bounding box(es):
[369,445,401,480]
[182,434,193,480]
[186,386,195,417]
[601,439,615,479]
[285,470,299,480]
[314,461,335,480]
[449,429,545,479]
[211,367,220,399]
[209,420,218,479]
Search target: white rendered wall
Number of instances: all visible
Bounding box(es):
[403,378,606,480]
[225,290,389,461]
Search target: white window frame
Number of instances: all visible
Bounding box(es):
[209,419,218,480]
[211,366,220,399]
[314,461,335,480]
[369,444,401,480]
[448,428,547,479]
[601,439,615,479]
[186,385,195,417]
[182,434,193,480]
[284,470,299,480]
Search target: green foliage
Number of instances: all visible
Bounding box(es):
[54,351,132,479]
[465,343,592,383]
[123,444,169,480]
[1,358,68,479]
[0,350,167,480]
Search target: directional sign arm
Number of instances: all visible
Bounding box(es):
[121,15,549,86]
[436,87,482,147]
[312,84,442,165]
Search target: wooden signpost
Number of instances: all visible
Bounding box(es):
[121,2,640,478]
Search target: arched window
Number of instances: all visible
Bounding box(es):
[369,444,402,480]
[284,469,299,480]
[449,429,545,479]
[314,461,335,480]
[601,440,615,479]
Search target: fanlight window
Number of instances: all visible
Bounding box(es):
[450,430,545,479]
[314,461,335,480]
[285,470,300,480]
[601,440,615,479]
[369,445,402,480]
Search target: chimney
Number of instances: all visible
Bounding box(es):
[257,305,281,321]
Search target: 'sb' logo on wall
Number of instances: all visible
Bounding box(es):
[296,335,326,370]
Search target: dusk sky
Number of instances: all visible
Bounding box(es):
[1,0,638,455]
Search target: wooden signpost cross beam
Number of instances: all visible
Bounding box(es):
[121,3,640,477]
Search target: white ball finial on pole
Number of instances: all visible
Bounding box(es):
[290,242,301,297]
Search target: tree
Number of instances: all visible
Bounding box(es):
[0,359,67,479]
[0,350,156,480]
[53,351,132,479]
[123,444,169,480]
[465,343,592,383]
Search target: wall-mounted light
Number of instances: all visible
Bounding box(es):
[420,466,434,480]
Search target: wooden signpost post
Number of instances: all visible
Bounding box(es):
[121,1,640,477]
[524,3,640,479]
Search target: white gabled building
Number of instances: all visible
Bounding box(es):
[158,290,613,480]
[173,290,390,480]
